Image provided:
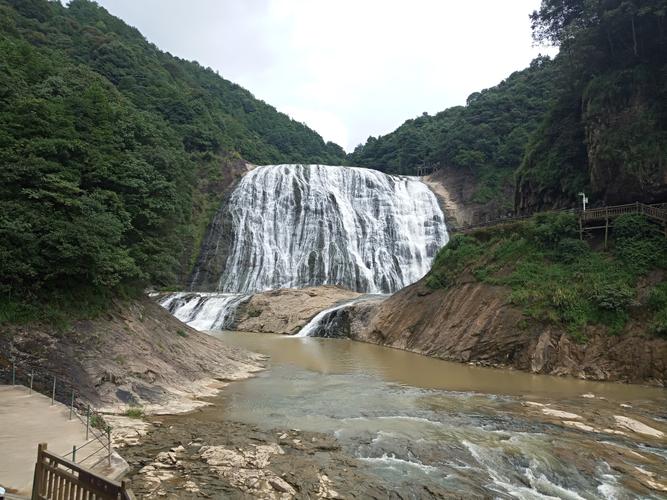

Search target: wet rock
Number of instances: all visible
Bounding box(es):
[317,474,341,499]
[614,416,664,437]
[541,408,581,420]
[200,443,296,498]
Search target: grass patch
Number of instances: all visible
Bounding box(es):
[124,406,145,419]
[176,328,188,338]
[427,213,666,339]
[0,283,142,329]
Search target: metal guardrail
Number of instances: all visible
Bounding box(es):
[580,202,667,224]
[0,348,114,468]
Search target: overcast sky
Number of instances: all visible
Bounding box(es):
[94,0,555,151]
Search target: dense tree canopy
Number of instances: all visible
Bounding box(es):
[516,0,667,210]
[0,0,346,317]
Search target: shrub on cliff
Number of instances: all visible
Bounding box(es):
[427,212,666,340]
[426,235,482,289]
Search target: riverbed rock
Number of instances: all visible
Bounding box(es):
[200,443,296,498]
[232,286,361,335]
[614,416,665,437]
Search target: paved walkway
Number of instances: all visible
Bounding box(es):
[0,385,125,497]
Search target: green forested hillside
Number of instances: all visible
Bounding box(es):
[351,0,667,214]
[427,213,667,339]
[0,0,345,322]
[516,0,667,212]
[349,57,557,206]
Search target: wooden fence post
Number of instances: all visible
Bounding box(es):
[31,443,47,500]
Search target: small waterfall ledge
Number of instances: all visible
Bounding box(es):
[160,292,250,331]
[294,295,387,338]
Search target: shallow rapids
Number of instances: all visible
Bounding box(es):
[210,332,667,498]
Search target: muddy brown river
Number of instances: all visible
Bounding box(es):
[128,332,665,498]
[206,332,667,498]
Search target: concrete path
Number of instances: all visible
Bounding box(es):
[0,385,126,497]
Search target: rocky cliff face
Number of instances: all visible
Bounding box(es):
[187,161,256,291]
[515,90,667,214]
[346,278,667,386]
[425,167,514,227]
[585,93,667,206]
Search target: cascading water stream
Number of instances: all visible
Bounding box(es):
[294,295,387,338]
[160,292,250,331]
[216,164,447,294]
[162,164,448,331]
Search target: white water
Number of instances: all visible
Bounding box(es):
[217,164,447,294]
[295,295,386,337]
[160,292,249,331]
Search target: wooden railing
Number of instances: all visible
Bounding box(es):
[451,202,666,235]
[580,202,667,223]
[32,444,135,500]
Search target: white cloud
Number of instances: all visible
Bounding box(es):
[94,0,556,151]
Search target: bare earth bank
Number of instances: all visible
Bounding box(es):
[1,296,265,414]
[347,278,667,386]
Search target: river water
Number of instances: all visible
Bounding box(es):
[207,332,667,499]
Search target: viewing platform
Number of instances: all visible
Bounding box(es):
[0,385,128,497]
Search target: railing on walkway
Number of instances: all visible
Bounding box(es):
[32,443,135,500]
[581,202,667,224]
[450,208,576,234]
[0,349,114,469]
[450,202,666,236]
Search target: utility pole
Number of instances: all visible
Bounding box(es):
[578,192,588,211]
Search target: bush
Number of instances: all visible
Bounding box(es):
[426,235,482,289]
[614,238,665,275]
[125,406,144,419]
[553,238,590,263]
[613,214,665,275]
[614,214,657,240]
[529,213,577,249]
[650,309,667,337]
[648,283,667,311]
[588,281,634,310]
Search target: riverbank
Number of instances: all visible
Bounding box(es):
[1,296,265,413]
[192,281,666,386]
[346,277,667,386]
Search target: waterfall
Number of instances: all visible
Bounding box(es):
[162,164,448,331]
[212,164,448,294]
[160,292,250,331]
